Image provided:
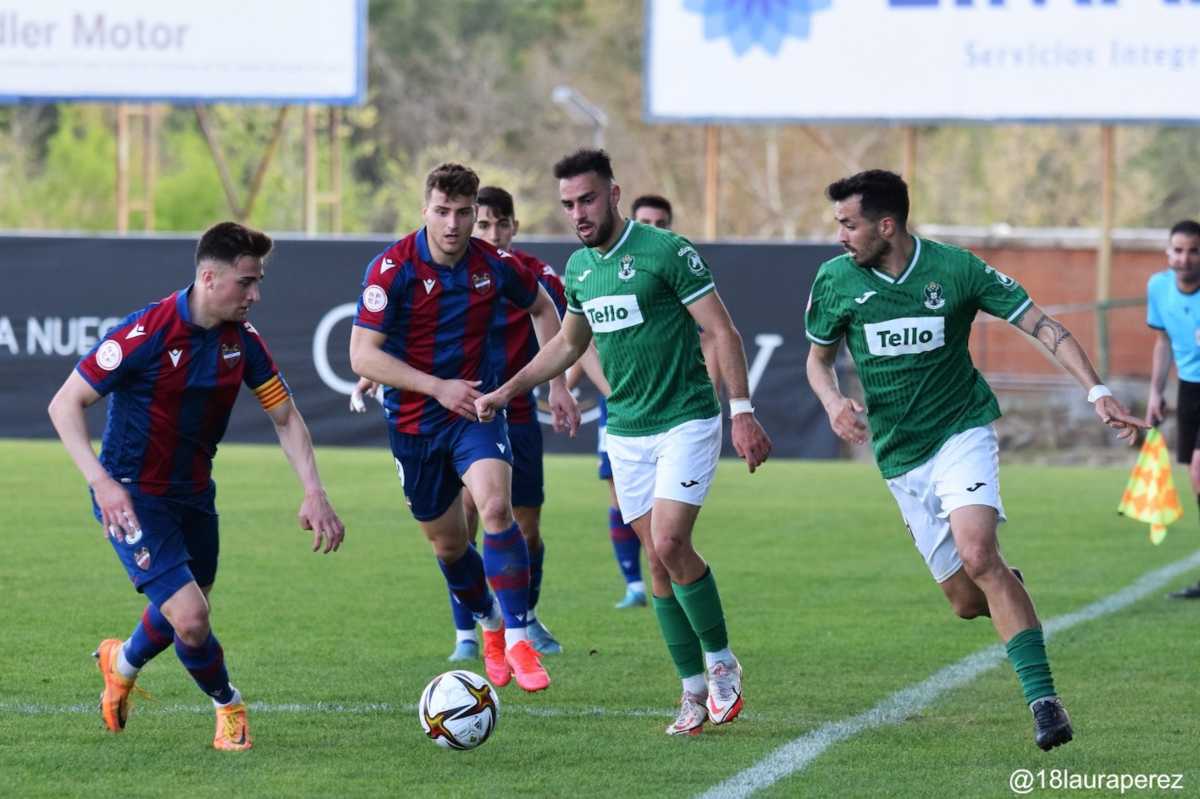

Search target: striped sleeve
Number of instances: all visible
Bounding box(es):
[252,374,291,412]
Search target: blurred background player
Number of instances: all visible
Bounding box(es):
[349,163,578,692]
[47,221,346,752]
[631,194,673,230]
[1144,219,1200,599]
[476,149,772,736]
[806,169,1145,750]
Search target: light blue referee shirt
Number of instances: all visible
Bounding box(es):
[1146,269,1200,383]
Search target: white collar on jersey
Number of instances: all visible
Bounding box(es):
[597,219,635,261]
[870,236,922,285]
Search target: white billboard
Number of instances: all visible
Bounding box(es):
[0,0,365,104]
[646,0,1200,123]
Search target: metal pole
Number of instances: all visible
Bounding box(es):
[902,126,917,218]
[704,125,719,239]
[115,105,130,234]
[303,104,318,236]
[1097,125,1115,380]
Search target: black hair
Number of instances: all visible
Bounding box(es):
[553,148,614,182]
[1169,220,1200,239]
[477,186,515,219]
[195,221,272,266]
[631,194,672,222]
[825,169,910,228]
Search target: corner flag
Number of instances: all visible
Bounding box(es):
[1117,428,1183,544]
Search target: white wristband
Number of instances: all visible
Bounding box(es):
[729,398,754,417]
[1087,384,1113,403]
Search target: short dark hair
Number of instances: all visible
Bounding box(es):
[826,169,910,228]
[553,148,614,182]
[632,194,672,221]
[425,163,480,201]
[1169,220,1200,238]
[477,186,515,219]
[195,221,272,267]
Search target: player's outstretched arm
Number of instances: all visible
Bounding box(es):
[527,286,580,435]
[477,311,591,425]
[1015,304,1147,441]
[806,341,868,446]
[686,291,771,472]
[350,325,480,421]
[265,398,345,554]
[1146,330,1173,426]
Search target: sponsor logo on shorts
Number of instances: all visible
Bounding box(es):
[863,316,945,356]
[582,295,643,333]
[966,482,986,492]
[680,479,701,488]
[134,547,151,571]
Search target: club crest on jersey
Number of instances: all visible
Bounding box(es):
[923,282,946,310]
[362,284,388,313]
[221,343,242,367]
[134,547,151,571]
[678,246,707,277]
[618,255,636,281]
[471,272,493,294]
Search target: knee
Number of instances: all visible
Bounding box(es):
[959,545,1003,582]
[653,534,689,565]
[434,538,469,563]
[949,594,989,620]
[172,608,211,646]
[476,495,512,531]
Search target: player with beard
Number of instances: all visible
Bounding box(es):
[804,169,1145,750]
[476,149,772,736]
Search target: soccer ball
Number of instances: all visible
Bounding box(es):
[418,670,499,750]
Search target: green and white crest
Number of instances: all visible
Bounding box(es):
[923,281,946,310]
[618,254,636,281]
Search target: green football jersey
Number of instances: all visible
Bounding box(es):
[804,237,1033,478]
[564,219,721,436]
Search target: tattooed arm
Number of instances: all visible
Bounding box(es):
[1015,304,1145,440]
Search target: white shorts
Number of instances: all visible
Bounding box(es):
[606,416,722,524]
[885,424,1007,584]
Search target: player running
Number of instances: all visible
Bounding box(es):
[47,222,346,751]
[476,149,771,735]
[805,169,1145,750]
[349,163,578,692]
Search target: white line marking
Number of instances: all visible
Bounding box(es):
[697,549,1200,799]
[0,699,681,721]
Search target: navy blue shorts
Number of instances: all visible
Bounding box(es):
[389,416,513,521]
[94,484,219,597]
[597,397,613,480]
[508,420,545,508]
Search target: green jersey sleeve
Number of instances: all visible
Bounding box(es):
[658,235,716,306]
[804,266,848,345]
[968,255,1033,324]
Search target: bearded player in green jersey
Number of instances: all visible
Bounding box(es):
[805,169,1145,751]
[477,149,772,736]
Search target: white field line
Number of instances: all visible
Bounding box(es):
[696,549,1200,799]
[0,698,678,721]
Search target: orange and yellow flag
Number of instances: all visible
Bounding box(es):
[1117,428,1183,544]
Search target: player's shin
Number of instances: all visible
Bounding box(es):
[121,603,175,675]
[610,506,643,584]
[174,632,235,705]
[1005,626,1057,705]
[482,521,531,646]
[437,546,496,620]
[651,593,705,682]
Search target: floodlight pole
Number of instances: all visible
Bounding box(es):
[1096,124,1115,380]
[551,85,608,149]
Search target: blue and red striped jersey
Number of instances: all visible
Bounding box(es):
[500,249,566,425]
[353,228,539,435]
[75,287,290,496]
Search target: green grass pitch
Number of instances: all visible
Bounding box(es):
[2,439,1198,798]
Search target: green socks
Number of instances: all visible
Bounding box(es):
[1005,627,1056,705]
[672,567,730,653]
[652,593,704,679]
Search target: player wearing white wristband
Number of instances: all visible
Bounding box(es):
[806,170,1145,752]
[476,150,771,736]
